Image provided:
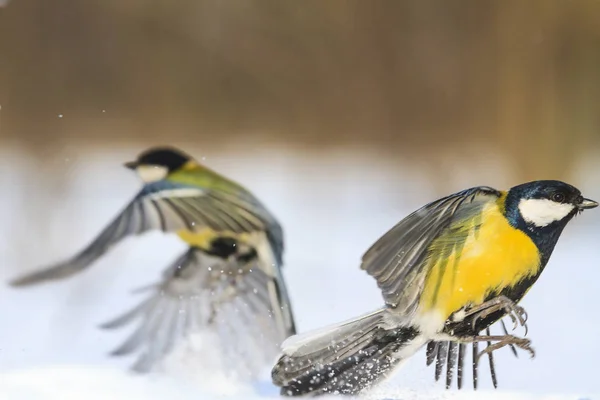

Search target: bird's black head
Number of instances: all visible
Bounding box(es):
[124,146,193,182]
[504,180,597,261]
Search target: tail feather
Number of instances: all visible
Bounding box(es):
[99,296,158,330]
[445,342,458,389]
[280,336,403,396]
[426,341,437,366]
[272,309,424,396]
[435,342,448,382]
[273,309,386,384]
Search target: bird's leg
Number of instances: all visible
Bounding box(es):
[500,319,519,357]
[434,333,535,362]
[463,296,528,334]
[450,334,535,361]
[472,335,535,362]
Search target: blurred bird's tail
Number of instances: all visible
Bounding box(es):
[97,244,294,376]
[272,308,427,396]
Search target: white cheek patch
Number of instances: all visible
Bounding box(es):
[136,165,169,182]
[518,198,575,227]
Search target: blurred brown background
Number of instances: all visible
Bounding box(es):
[1,0,600,181]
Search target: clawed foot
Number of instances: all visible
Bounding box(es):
[467,296,528,335]
[476,335,535,362]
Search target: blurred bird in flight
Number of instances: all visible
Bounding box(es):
[10,146,296,376]
[272,180,597,396]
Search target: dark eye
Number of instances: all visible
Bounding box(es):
[552,192,565,202]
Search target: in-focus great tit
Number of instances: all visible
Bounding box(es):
[271,180,597,396]
[10,146,296,376]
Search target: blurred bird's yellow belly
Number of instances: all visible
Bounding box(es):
[176,228,248,249]
[419,205,541,320]
[177,229,219,249]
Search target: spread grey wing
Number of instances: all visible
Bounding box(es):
[360,186,501,311]
[101,246,292,374]
[9,180,279,287]
[245,231,295,337]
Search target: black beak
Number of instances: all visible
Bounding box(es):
[124,161,138,170]
[578,197,599,210]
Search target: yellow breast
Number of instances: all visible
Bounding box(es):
[176,228,250,250]
[419,202,541,320]
[176,228,220,249]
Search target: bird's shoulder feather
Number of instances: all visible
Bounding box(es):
[360,186,503,312]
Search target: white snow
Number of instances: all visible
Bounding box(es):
[0,144,598,399]
[0,365,591,400]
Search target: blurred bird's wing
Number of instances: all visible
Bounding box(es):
[244,231,296,337]
[101,243,292,374]
[10,178,281,286]
[360,186,502,313]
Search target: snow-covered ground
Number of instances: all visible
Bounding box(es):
[0,144,598,399]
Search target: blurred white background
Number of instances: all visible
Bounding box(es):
[0,145,598,399]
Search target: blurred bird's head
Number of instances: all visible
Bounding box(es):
[504,180,598,232]
[124,146,194,182]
